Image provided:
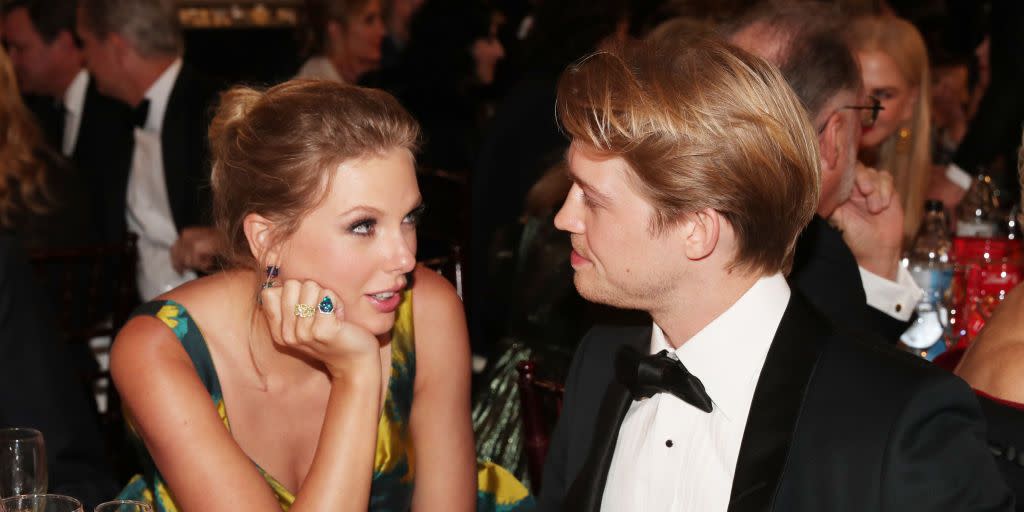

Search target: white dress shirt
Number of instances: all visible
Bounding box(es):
[294,56,344,83]
[860,264,923,322]
[61,69,89,156]
[126,58,196,300]
[601,274,791,512]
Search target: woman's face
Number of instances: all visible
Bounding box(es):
[472,15,505,85]
[278,148,421,336]
[857,50,917,149]
[332,0,386,79]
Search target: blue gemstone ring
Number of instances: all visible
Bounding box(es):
[318,296,335,315]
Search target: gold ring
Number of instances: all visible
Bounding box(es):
[294,303,315,318]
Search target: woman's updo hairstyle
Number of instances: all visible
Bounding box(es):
[209,79,420,270]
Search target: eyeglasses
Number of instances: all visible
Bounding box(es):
[816,96,884,134]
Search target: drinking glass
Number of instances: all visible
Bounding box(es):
[0,494,83,512]
[0,429,46,497]
[93,501,152,512]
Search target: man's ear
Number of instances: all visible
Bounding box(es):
[52,30,78,55]
[681,208,720,262]
[243,213,278,264]
[818,112,841,175]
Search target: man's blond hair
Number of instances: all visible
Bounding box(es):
[556,36,821,275]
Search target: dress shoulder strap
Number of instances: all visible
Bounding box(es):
[130,300,223,398]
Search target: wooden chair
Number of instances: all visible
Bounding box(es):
[516,360,565,494]
[27,235,139,471]
[420,244,464,300]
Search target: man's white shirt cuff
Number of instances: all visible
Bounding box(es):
[946,163,973,191]
[860,264,923,322]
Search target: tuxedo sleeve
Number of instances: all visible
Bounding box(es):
[537,329,595,512]
[881,372,1014,511]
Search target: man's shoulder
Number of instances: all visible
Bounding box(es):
[575,324,651,365]
[819,328,951,386]
[170,63,222,114]
[801,327,974,430]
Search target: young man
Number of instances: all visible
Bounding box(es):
[538,37,1012,512]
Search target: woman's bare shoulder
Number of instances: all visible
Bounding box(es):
[956,287,1024,404]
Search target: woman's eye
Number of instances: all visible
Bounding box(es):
[350,219,376,236]
[404,205,426,225]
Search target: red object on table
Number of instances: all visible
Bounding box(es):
[948,237,1023,350]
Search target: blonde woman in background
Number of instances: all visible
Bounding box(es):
[297,0,386,83]
[848,14,932,243]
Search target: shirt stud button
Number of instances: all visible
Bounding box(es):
[665,439,673,448]
[895,304,902,313]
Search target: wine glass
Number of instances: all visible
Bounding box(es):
[0,429,47,497]
[0,494,83,512]
[93,501,151,512]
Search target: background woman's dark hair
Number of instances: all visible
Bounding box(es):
[209,80,419,270]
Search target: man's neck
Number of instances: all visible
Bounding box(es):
[124,55,178,107]
[649,269,762,349]
[50,62,84,100]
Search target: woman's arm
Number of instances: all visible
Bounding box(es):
[408,266,477,511]
[112,282,382,511]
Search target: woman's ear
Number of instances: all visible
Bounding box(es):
[243,213,277,264]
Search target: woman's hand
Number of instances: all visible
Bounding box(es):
[258,279,380,379]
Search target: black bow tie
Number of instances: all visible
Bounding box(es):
[615,345,713,413]
[133,99,151,128]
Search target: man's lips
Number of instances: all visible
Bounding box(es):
[570,249,591,267]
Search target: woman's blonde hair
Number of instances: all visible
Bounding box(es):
[0,47,50,228]
[849,14,931,241]
[209,79,419,271]
[557,36,821,276]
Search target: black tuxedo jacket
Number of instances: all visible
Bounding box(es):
[25,79,135,245]
[790,215,909,344]
[0,234,119,508]
[538,292,1014,511]
[72,80,135,245]
[158,63,220,231]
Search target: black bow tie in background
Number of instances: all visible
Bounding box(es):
[133,99,151,128]
[615,345,714,413]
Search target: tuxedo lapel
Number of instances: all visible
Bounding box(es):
[728,292,829,512]
[564,327,649,512]
[161,68,188,232]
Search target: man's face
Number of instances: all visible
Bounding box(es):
[553,144,686,311]
[74,9,120,100]
[3,7,64,95]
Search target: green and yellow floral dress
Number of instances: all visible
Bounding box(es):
[118,291,533,511]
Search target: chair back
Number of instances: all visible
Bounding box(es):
[420,245,464,300]
[27,235,138,344]
[27,235,138,424]
[516,360,565,494]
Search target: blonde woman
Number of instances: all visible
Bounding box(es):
[848,14,932,243]
[297,0,386,83]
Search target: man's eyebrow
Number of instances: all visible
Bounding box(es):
[566,167,612,204]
